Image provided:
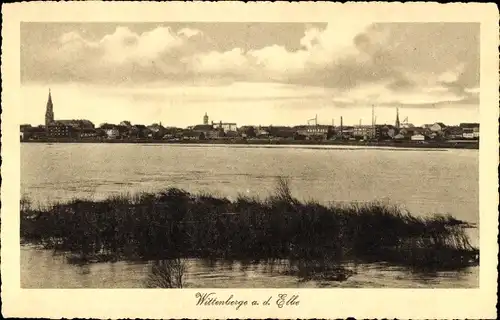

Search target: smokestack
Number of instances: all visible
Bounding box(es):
[340,116,343,139]
[372,104,376,138]
[395,107,400,129]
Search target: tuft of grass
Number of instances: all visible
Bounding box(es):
[20,177,479,271]
[146,259,187,288]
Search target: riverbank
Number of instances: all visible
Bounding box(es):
[21,138,479,149]
[21,178,479,271]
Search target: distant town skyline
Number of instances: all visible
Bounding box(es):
[21,22,479,127]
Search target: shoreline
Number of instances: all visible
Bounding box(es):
[21,139,479,150]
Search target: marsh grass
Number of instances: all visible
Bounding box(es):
[20,178,478,271]
[146,258,187,288]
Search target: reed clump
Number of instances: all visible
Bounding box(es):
[20,178,478,270]
[146,258,187,288]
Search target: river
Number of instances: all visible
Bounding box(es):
[20,143,479,288]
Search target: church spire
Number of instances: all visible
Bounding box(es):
[45,88,54,126]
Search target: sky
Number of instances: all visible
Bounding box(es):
[20,22,480,127]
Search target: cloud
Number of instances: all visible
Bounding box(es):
[178,27,202,38]
[187,48,249,75]
[61,26,194,66]
[248,45,309,79]
[464,87,480,94]
[437,63,465,85]
[22,23,479,108]
[327,79,473,109]
[300,27,321,50]
[96,81,336,105]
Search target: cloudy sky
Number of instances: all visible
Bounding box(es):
[21,22,479,127]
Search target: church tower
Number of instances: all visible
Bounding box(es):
[395,107,400,129]
[45,89,54,127]
[203,112,209,125]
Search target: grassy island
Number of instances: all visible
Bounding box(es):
[21,179,478,278]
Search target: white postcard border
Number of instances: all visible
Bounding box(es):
[1,2,498,318]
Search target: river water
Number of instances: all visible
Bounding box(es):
[20,143,479,288]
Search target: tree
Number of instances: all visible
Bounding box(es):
[246,126,256,138]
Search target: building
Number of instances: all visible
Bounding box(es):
[192,124,214,132]
[393,133,405,140]
[256,126,270,138]
[99,124,127,139]
[443,126,463,139]
[295,125,331,140]
[55,120,95,129]
[411,134,426,141]
[43,89,95,138]
[116,125,131,138]
[399,127,422,138]
[473,127,480,139]
[207,128,225,139]
[339,126,355,139]
[460,123,480,139]
[182,130,204,140]
[192,124,219,139]
[213,121,237,133]
[20,124,47,140]
[429,122,447,132]
[120,121,132,128]
[79,128,98,139]
[462,132,475,139]
[203,113,209,125]
[353,125,375,139]
[374,125,396,140]
[303,125,330,137]
[387,127,397,138]
[162,127,183,140]
[225,130,241,139]
[266,126,296,139]
[47,122,78,138]
[20,124,32,140]
[238,126,257,138]
[401,122,415,129]
[129,124,149,138]
[105,128,120,139]
[147,123,166,138]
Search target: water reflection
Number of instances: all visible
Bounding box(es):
[146,259,187,288]
[141,256,479,289]
[20,246,479,288]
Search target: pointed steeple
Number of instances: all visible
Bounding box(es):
[45,88,54,126]
[48,89,53,107]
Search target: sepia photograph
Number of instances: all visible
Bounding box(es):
[2,2,498,319]
[19,20,481,289]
